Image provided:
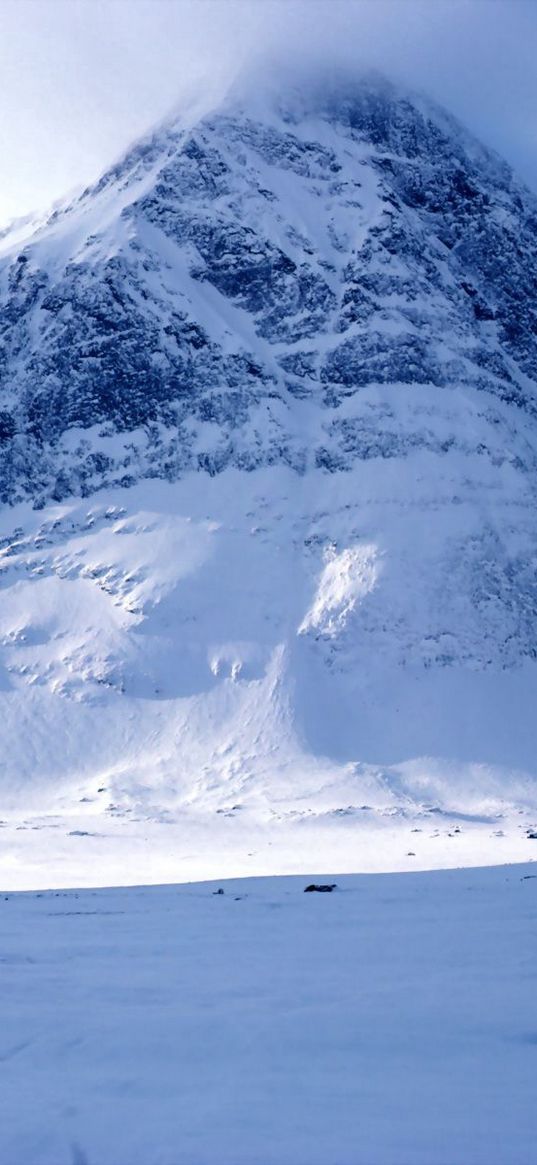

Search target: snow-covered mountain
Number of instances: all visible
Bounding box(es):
[1,72,537,888]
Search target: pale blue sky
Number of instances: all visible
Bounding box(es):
[1,0,537,226]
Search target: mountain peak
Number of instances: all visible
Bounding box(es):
[1,70,537,875]
[219,58,394,117]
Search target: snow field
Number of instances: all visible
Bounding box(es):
[1,863,536,1165]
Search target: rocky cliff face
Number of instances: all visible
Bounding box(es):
[1,74,537,886]
[1,74,537,501]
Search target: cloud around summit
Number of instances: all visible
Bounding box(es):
[0,0,536,225]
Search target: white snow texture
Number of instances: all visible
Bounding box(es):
[0,73,537,886]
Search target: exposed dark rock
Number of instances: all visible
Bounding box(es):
[304,883,338,893]
[0,74,536,515]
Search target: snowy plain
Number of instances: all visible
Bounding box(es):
[1,863,536,1165]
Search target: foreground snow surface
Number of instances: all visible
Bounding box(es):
[1,865,536,1165]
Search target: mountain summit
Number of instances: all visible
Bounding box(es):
[1,74,536,887]
[2,72,537,501]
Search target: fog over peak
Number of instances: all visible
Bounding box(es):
[1,0,536,226]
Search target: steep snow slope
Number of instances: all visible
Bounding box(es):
[2,470,537,890]
[1,74,537,886]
